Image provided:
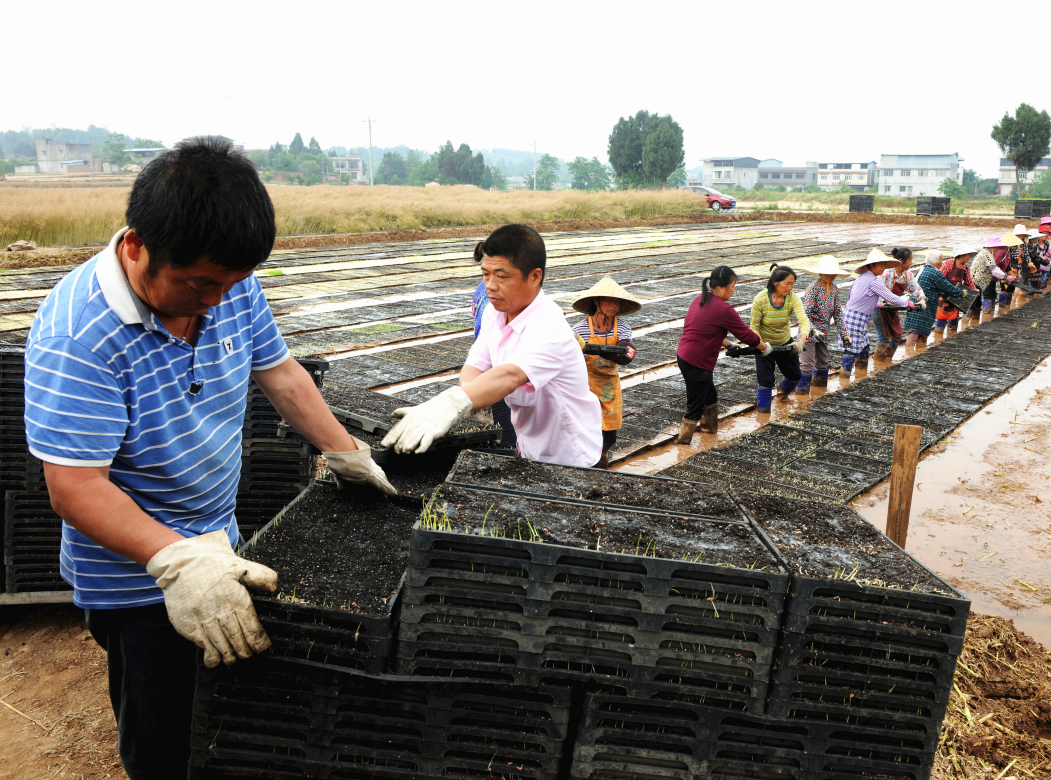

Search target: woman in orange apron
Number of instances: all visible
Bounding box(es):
[571,276,640,468]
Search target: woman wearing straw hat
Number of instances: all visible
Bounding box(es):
[935,249,977,331]
[839,249,914,379]
[904,250,967,345]
[1006,224,1030,301]
[798,255,849,393]
[571,276,640,468]
[998,230,1025,305]
[874,248,927,358]
[969,238,1013,314]
[1025,228,1045,291]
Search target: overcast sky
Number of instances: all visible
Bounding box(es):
[6,1,1043,178]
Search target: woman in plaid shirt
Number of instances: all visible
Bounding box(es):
[798,255,848,393]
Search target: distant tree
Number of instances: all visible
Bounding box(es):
[131,138,163,148]
[666,165,687,189]
[299,160,321,176]
[308,137,322,154]
[938,178,968,199]
[376,151,408,184]
[483,166,508,190]
[991,104,1051,197]
[289,133,306,156]
[328,150,338,157]
[13,140,37,158]
[0,143,5,159]
[568,157,612,190]
[976,178,1000,196]
[608,110,653,188]
[962,168,979,188]
[641,116,685,187]
[525,154,560,190]
[1031,170,1051,199]
[608,110,684,188]
[104,132,130,165]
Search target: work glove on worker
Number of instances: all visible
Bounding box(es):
[841,333,852,349]
[147,531,277,668]
[790,338,805,355]
[905,300,916,310]
[761,343,774,357]
[324,436,397,496]
[382,386,474,454]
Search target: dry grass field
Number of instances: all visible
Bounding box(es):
[0,184,709,248]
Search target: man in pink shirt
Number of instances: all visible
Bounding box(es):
[383,224,602,467]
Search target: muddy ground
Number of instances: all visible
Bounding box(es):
[2,210,1043,271]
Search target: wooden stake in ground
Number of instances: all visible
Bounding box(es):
[887,423,922,548]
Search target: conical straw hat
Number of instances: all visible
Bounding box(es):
[1000,232,1023,247]
[853,248,901,275]
[571,275,642,315]
[805,255,851,277]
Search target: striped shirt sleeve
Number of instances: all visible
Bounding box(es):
[24,337,129,467]
[572,318,633,343]
[247,276,290,370]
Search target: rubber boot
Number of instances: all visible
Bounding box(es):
[947,317,959,331]
[795,372,812,395]
[597,451,610,469]
[934,320,945,332]
[906,332,919,347]
[874,342,888,359]
[675,418,698,445]
[887,338,901,355]
[776,377,796,398]
[998,292,1010,305]
[756,386,773,414]
[858,346,870,363]
[699,403,719,434]
[982,299,992,312]
[812,368,829,388]
[839,353,855,379]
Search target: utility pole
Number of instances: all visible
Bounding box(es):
[363,117,376,187]
[533,142,536,191]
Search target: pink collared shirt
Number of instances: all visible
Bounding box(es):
[466,289,602,467]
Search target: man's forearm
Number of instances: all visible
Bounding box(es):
[459,363,527,408]
[44,464,184,566]
[252,359,357,452]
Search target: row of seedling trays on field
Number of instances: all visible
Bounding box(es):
[200,447,971,780]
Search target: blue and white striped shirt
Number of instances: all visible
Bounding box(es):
[25,228,289,609]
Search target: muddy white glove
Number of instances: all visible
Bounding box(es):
[791,339,805,355]
[382,386,473,454]
[146,531,277,668]
[324,437,396,496]
[761,343,774,357]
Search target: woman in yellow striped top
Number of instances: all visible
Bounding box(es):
[749,264,810,413]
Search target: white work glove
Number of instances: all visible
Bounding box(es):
[146,531,277,668]
[324,436,396,496]
[761,343,774,357]
[791,339,805,355]
[381,386,473,454]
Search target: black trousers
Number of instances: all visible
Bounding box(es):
[86,603,197,780]
[677,356,717,420]
[602,429,618,452]
[754,348,802,389]
[491,398,517,448]
[983,278,998,301]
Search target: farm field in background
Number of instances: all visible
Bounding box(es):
[0,184,710,248]
[737,190,1014,215]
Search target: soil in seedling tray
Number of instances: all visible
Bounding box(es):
[737,495,946,593]
[383,450,460,501]
[449,450,741,520]
[242,483,416,616]
[433,487,779,569]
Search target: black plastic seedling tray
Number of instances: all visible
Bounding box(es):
[445,450,745,521]
[236,483,406,673]
[190,657,572,780]
[583,343,628,357]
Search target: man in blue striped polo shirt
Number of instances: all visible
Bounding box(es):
[25,137,394,780]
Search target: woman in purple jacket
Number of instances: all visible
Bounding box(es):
[839,249,914,379]
[675,266,768,443]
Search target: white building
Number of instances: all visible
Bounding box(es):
[815,162,877,192]
[698,157,761,190]
[878,154,962,196]
[997,157,1051,196]
[35,138,94,173]
[757,159,818,190]
[330,155,364,182]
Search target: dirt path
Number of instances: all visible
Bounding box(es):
[0,606,123,780]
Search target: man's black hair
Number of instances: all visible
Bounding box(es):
[126,136,276,274]
[477,224,546,283]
